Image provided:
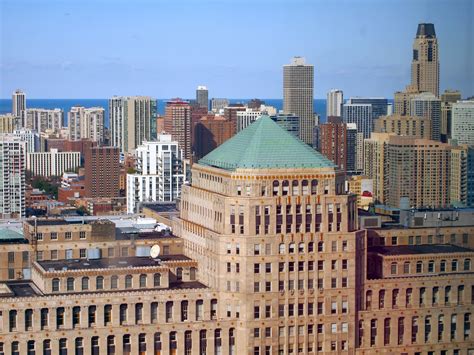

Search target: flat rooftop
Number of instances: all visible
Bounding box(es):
[142,202,179,213]
[38,255,192,271]
[369,244,474,256]
[0,281,40,298]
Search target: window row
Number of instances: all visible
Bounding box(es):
[390,258,471,275]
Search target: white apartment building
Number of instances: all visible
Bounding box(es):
[327,89,343,117]
[27,148,80,177]
[68,106,105,143]
[11,129,39,153]
[127,135,184,213]
[452,100,474,146]
[236,109,263,132]
[22,108,63,134]
[0,136,26,218]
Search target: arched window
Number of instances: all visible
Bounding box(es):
[452,259,458,271]
[298,242,305,253]
[318,241,324,252]
[292,180,299,195]
[67,277,75,291]
[153,273,161,287]
[403,262,410,274]
[464,258,471,271]
[176,267,183,281]
[308,241,314,252]
[139,274,147,288]
[52,278,60,292]
[279,243,285,254]
[190,267,197,281]
[111,275,118,289]
[272,180,279,196]
[107,335,115,354]
[125,275,133,289]
[81,277,89,291]
[311,179,318,194]
[282,180,289,195]
[416,261,423,273]
[96,276,104,290]
[366,290,373,310]
[390,262,397,275]
[288,242,295,254]
[302,180,309,195]
[379,289,386,309]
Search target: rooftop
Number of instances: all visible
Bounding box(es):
[198,115,335,171]
[38,255,192,272]
[369,244,473,256]
[0,227,27,243]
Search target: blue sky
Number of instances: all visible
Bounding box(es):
[0,0,472,99]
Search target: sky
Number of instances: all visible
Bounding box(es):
[0,0,473,99]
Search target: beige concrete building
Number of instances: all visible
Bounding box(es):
[374,114,431,138]
[0,114,16,134]
[411,23,439,97]
[0,117,473,354]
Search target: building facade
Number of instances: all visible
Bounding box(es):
[0,114,16,134]
[193,115,234,160]
[410,92,441,141]
[127,135,185,213]
[84,146,120,198]
[343,103,372,139]
[374,114,431,139]
[314,117,347,171]
[452,100,474,146]
[68,107,105,143]
[196,86,209,110]
[109,96,156,153]
[441,90,462,143]
[23,109,63,134]
[27,149,81,177]
[283,57,314,145]
[411,23,440,97]
[346,97,388,122]
[12,89,26,118]
[327,89,343,118]
[164,99,192,160]
[236,109,263,132]
[0,136,26,218]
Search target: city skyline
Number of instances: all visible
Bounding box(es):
[1,0,473,99]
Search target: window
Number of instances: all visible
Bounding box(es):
[136,303,143,323]
[254,244,260,255]
[452,259,458,271]
[111,275,118,289]
[25,309,33,330]
[428,260,435,273]
[104,305,112,325]
[75,338,84,355]
[139,274,147,288]
[96,276,104,290]
[125,275,133,288]
[289,242,295,253]
[416,261,423,273]
[52,278,60,292]
[81,277,89,291]
[50,232,58,240]
[440,260,446,272]
[120,304,128,325]
[318,241,324,252]
[40,308,48,329]
[51,250,58,260]
[56,307,65,328]
[79,231,86,239]
[465,259,471,271]
[166,302,173,322]
[391,262,397,275]
[278,243,285,254]
[65,232,72,240]
[154,273,161,287]
[72,306,80,327]
[79,249,86,258]
[88,306,96,326]
[370,319,377,346]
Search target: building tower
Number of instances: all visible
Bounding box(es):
[12,89,26,118]
[85,146,120,198]
[196,86,209,110]
[109,96,156,153]
[327,89,343,117]
[452,100,474,146]
[283,57,314,144]
[164,99,192,159]
[411,23,439,97]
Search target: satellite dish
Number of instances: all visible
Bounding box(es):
[150,245,161,259]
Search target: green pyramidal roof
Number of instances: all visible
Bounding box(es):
[198,115,335,171]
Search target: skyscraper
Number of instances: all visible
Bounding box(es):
[164,99,192,159]
[12,89,26,118]
[127,135,184,213]
[23,108,63,134]
[327,89,343,117]
[0,136,26,218]
[68,107,105,143]
[109,96,156,153]
[452,100,474,146]
[196,85,209,110]
[342,103,373,139]
[85,146,120,198]
[440,90,462,142]
[283,56,314,144]
[410,92,441,141]
[314,116,347,171]
[411,23,440,97]
[346,97,388,121]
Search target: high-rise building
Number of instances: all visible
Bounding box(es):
[27,148,81,177]
[346,97,388,121]
[314,116,347,171]
[342,103,372,138]
[84,146,120,198]
[440,90,462,142]
[0,114,16,133]
[374,114,431,139]
[23,108,63,134]
[12,89,26,118]
[283,56,314,144]
[0,136,26,218]
[127,135,184,213]
[270,113,300,137]
[196,85,209,110]
[210,98,229,112]
[11,129,39,153]
[346,123,358,173]
[452,100,474,145]
[109,96,156,153]
[450,145,473,207]
[410,92,441,141]
[411,23,439,97]
[327,89,343,117]
[365,134,451,208]
[164,99,192,159]
[193,115,234,159]
[236,109,263,132]
[68,107,105,144]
